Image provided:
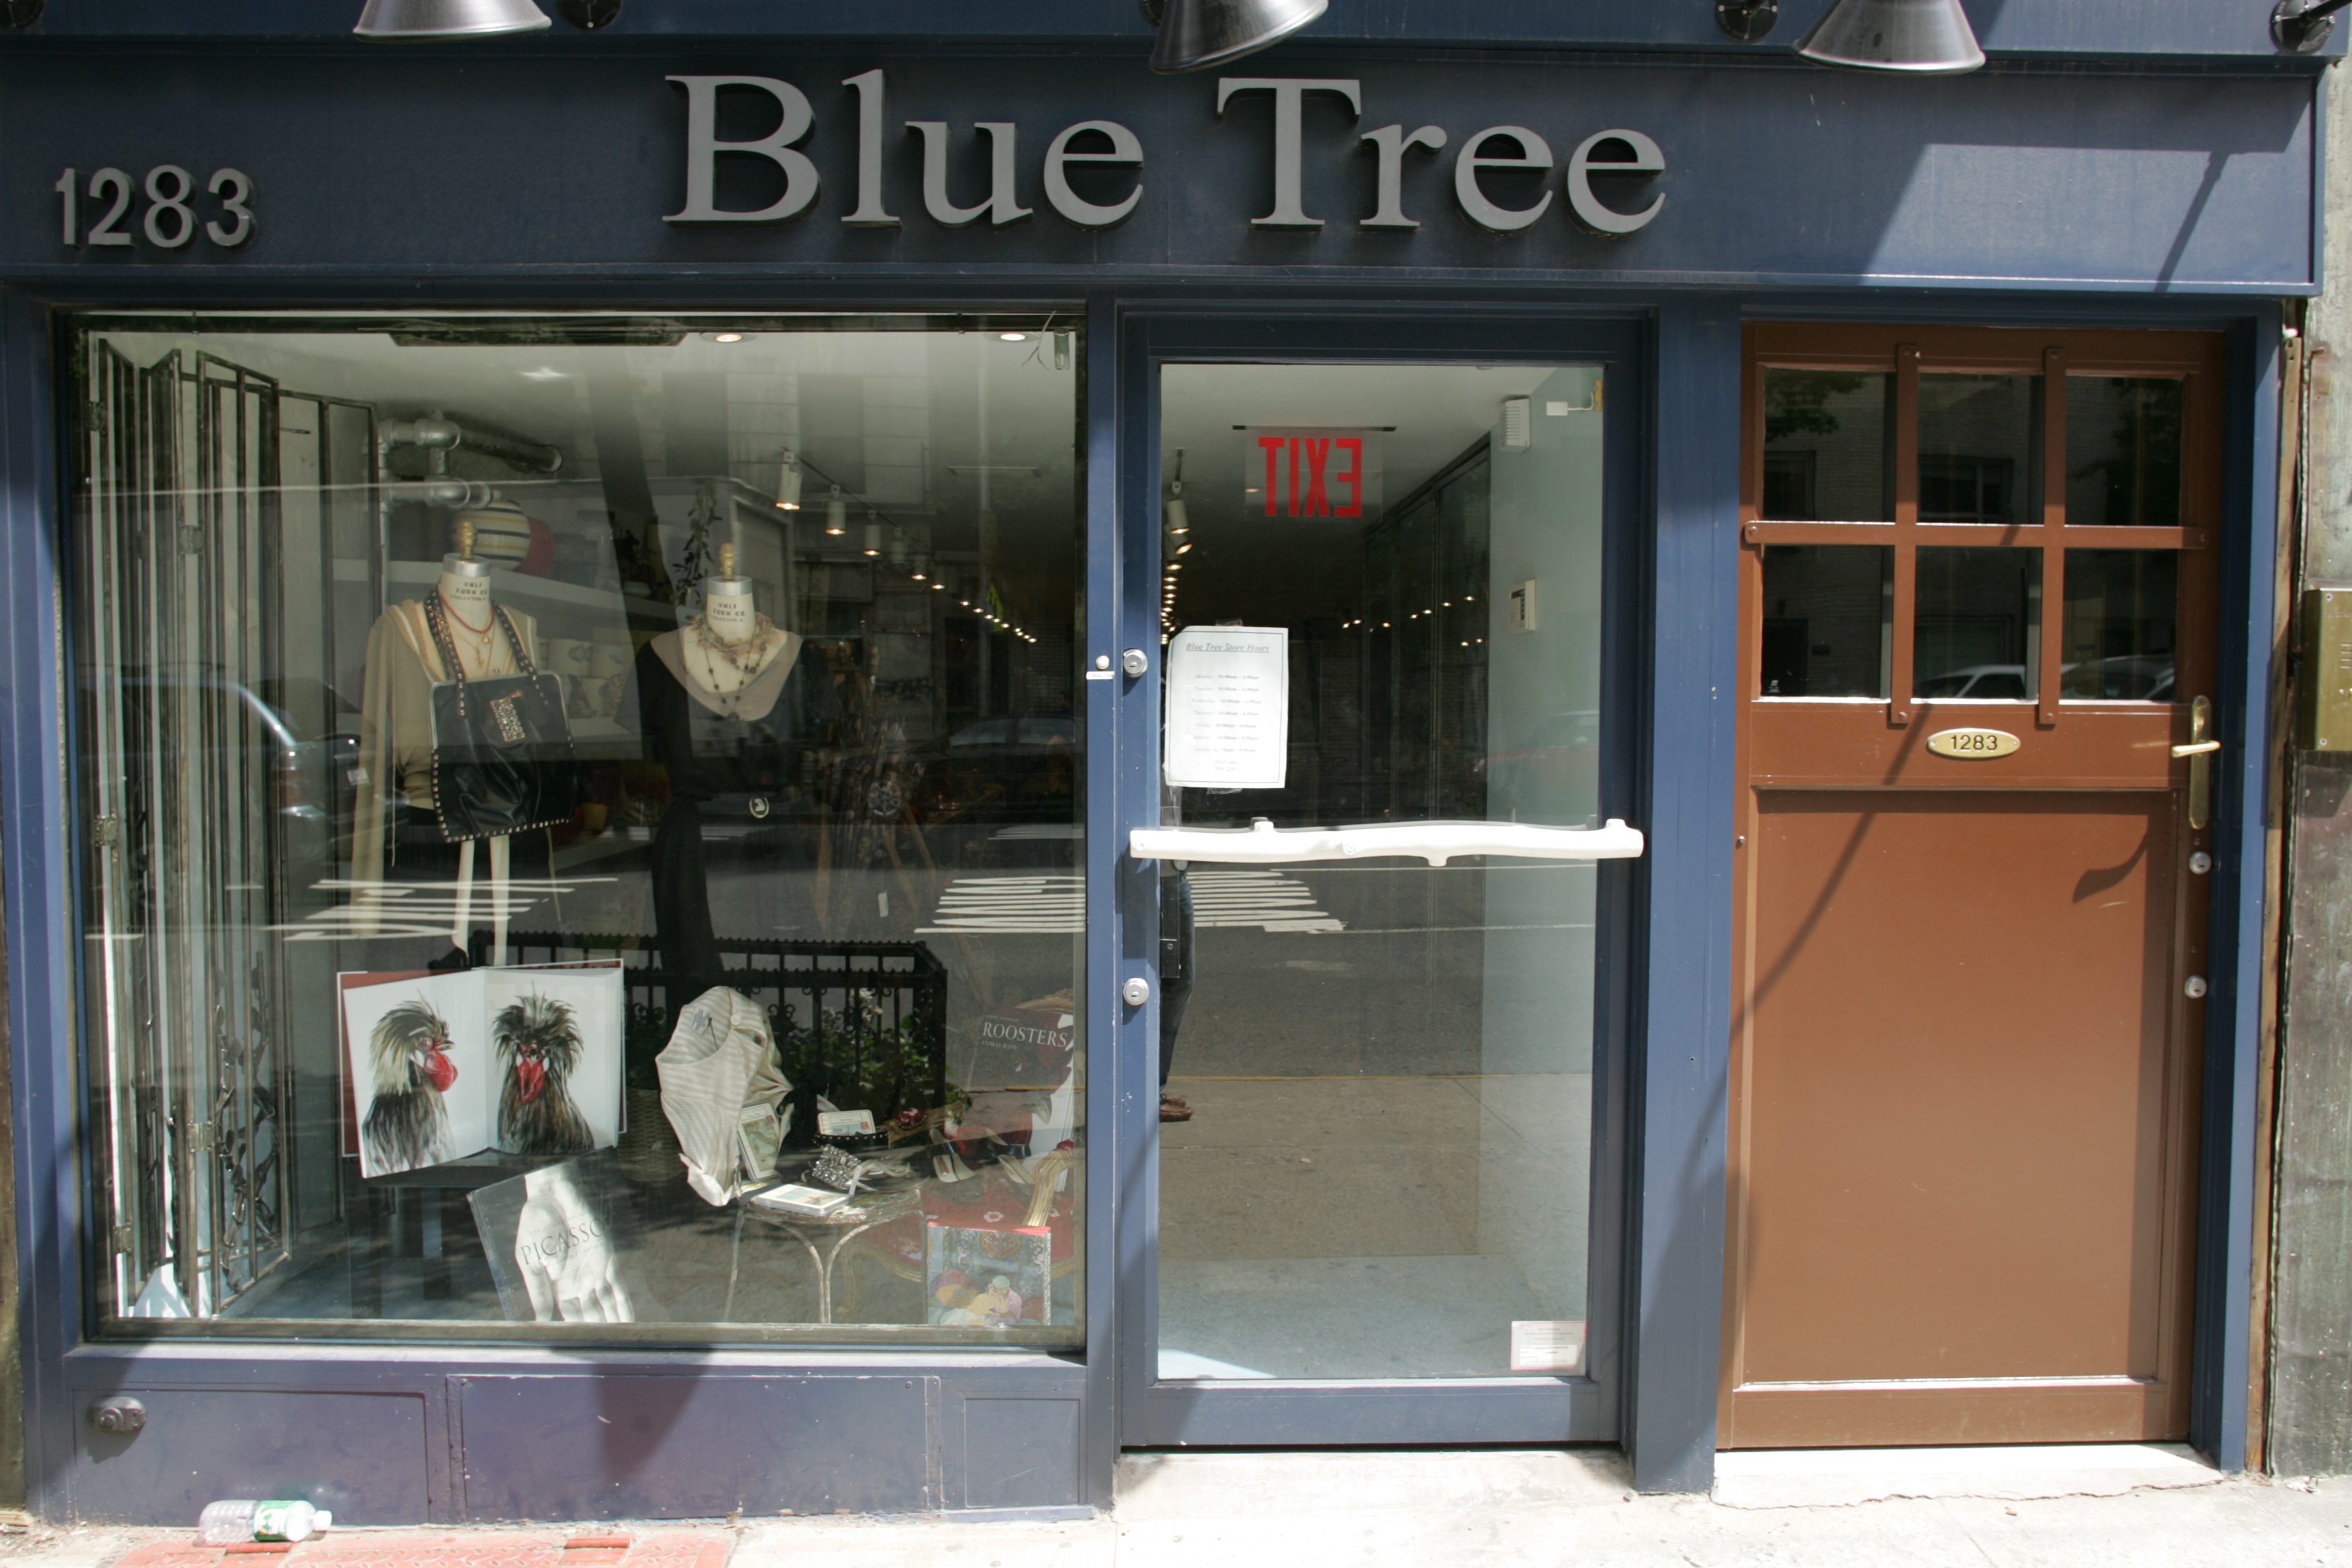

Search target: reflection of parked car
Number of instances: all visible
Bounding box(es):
[1477,711,1600,820]
[2069,655,2175,700]
[1916,656,2175,701]
[1916,664,2030,699]
[913,712,1079,825]
[107,675,360,865]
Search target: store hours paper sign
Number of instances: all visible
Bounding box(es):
[1165,626,1288,789]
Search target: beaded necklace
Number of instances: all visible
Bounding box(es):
[690,612,781,679]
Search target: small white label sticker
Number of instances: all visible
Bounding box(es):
[816,1109,877,1137]
[1508,579,1539,634]
[1510,1320,1586,1373]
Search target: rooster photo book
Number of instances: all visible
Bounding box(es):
[340,964,626,1179]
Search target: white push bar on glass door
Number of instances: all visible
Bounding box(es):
[1127,818,1645,868]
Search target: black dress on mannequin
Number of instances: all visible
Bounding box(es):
[626,634,840,995]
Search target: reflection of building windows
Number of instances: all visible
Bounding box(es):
[1762,451,1816,521]
[1920,454,2016,523]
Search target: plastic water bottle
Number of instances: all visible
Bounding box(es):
[197,1500,333,1544]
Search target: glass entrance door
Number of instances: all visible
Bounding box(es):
[1129,350,1635,1444]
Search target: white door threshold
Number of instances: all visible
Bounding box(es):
[1712,1442,2221,1509]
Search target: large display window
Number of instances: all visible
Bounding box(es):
[69,312,1086,1344]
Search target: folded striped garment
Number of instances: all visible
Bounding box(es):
[657,985,791,1206]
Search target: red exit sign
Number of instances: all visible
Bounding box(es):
[1253,430,1379,518]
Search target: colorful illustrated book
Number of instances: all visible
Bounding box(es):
[924,1220,1052,1328]
[340,964,624,1178]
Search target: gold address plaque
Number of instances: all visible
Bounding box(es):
[1926,728,2020,760]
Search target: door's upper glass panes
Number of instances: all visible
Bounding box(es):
[1915,547,2042,699]
[1759,545,1892,698]
[2061,550,2179,700]
[1918,373,2043,525]
[1155,362,1606,1384]
[2066,377,2184,528]
[72,313,1085,1346]
[1761,369,1892,521]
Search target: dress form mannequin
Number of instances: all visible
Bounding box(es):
[628,545,836,995]
[352,520,546,954]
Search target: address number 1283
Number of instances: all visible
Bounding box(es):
[56,166,255,250]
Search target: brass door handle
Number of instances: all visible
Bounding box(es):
[2180,695,2216,830]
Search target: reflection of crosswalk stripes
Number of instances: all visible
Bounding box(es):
[921,875,1084,933]
[1189,871,1343,932]
[919,871,1343,934]
[267,877,620,942]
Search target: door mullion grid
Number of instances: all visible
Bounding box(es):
[1889,345,1921,724]
[2040,346,2069,728]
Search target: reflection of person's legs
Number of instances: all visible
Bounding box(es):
[1159,871,1195,1120]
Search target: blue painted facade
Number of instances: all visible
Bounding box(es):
[0,3,2315,1520]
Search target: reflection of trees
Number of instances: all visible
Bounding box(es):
[1765,371,1869,443]
[2073,380,2182,527]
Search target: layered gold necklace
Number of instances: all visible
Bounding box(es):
[437,591,498,675]
[691,612,781,679]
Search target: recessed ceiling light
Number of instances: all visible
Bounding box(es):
[999,332,1028,342]
[520,366,568,382]
[712,332,745,344]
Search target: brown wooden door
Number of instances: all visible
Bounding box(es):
[1722,324,2222,1449]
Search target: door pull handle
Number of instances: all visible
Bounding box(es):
[2177,695,2217,830]
[1128,818,1646,868]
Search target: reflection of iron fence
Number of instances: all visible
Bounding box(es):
[488,933,948,1140]
[82,343,309,1321]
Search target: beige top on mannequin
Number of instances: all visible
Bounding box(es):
[350,537,541,899]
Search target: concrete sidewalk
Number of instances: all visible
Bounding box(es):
[5,1449,2348,1568]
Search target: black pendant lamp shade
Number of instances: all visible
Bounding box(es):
[1146,0,1329,74]
[354,0,552,40]
[2275,0,2352,53]
[1796,0,1986,73]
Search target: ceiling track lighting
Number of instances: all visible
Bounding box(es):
[826,485,848,536]
[1796,0,1985,73]
[354,0,552,40]
[1142,0,1329,74]
[774,450,803,511]
[1714,0,1777,42]
[2275,0,2352,51]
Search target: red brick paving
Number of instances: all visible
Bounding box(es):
[114,1532,732,1568]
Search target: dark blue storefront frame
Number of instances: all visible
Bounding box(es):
[0,273,2283,1516]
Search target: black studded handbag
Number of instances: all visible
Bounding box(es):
[422,593,582,842]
